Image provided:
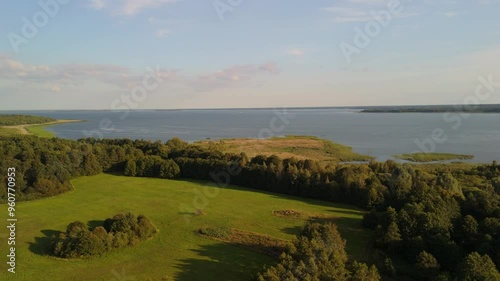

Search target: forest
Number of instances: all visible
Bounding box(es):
[0,115,56,126]
[1,135,499,280]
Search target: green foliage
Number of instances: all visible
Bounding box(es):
[382,258,396,277]
[349,262,380,281]
[0,136,139,202]
[457,252,500,281]
[3,135,500,280]
[49,212,156,258]
[125,156,180,179]
[416,251,440,280]
[257,223,380,281]
[198,226,230,239]
[0,114,56,126]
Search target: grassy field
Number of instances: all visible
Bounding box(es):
[395,152,474,162]
[0,120,81,138]
[0,174,370,281]
[0,127,21,136]
[194,135,373,163]
[25,124,57,138]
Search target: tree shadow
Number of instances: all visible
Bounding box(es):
[327,209,366,216]
[87,220,104,229]
[28,229,62,256]
[173,243,273,281]
[279,216,373,261]
[29,219,108,257]
[172,177,364,212]
[280,225,303,236]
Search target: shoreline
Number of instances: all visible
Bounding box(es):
[1,119,84,136]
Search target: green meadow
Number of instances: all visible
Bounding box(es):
[0,174,369,281]
[25,124,56,138]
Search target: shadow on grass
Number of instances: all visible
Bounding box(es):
[29,229,62,256]
[326,209,366,216]
[280,225,303,236]
[29,219,110,257]
[173,243,273,281]
[159,177,364,211]
[102,174,366,217]
[87,220,104,229]
[279,216,372,261]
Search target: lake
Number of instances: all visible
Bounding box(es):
[4,108,500,163]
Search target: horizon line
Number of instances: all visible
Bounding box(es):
[2,103,500,112]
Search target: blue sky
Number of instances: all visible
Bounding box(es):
[0,0,499,110]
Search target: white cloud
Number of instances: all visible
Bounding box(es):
[285,48,304,56]
[120,0,178,15]
[324,7,368,17]
[324,6,418,23]
[88,0,107,10]
[443,11,460,17]
[342,0,386,4]
[155,29,170,38]
[51,85,61,93]
[0,57,278,98]
[87,0,178,16]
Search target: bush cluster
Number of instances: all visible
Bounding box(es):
[49,213,156,258]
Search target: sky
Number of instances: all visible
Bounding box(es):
[0,0,499,110]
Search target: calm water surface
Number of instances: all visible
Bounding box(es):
[4,109,500,163]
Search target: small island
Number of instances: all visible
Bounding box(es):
[394,152,474,162]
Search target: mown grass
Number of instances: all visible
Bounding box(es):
[395,152,474,162]
[26,124,56,138]
[194,135,373,163]
[0,174,370,281]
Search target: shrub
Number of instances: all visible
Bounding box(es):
[49,212,156,258]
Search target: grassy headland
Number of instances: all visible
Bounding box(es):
[0,118,81,137]
[194,135,373,163]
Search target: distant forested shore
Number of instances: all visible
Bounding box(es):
[361,104,500,113]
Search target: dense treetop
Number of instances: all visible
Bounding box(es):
[0,114,56,126]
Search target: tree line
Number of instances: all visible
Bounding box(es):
[0,114,56,126]
[1,135,499,279]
